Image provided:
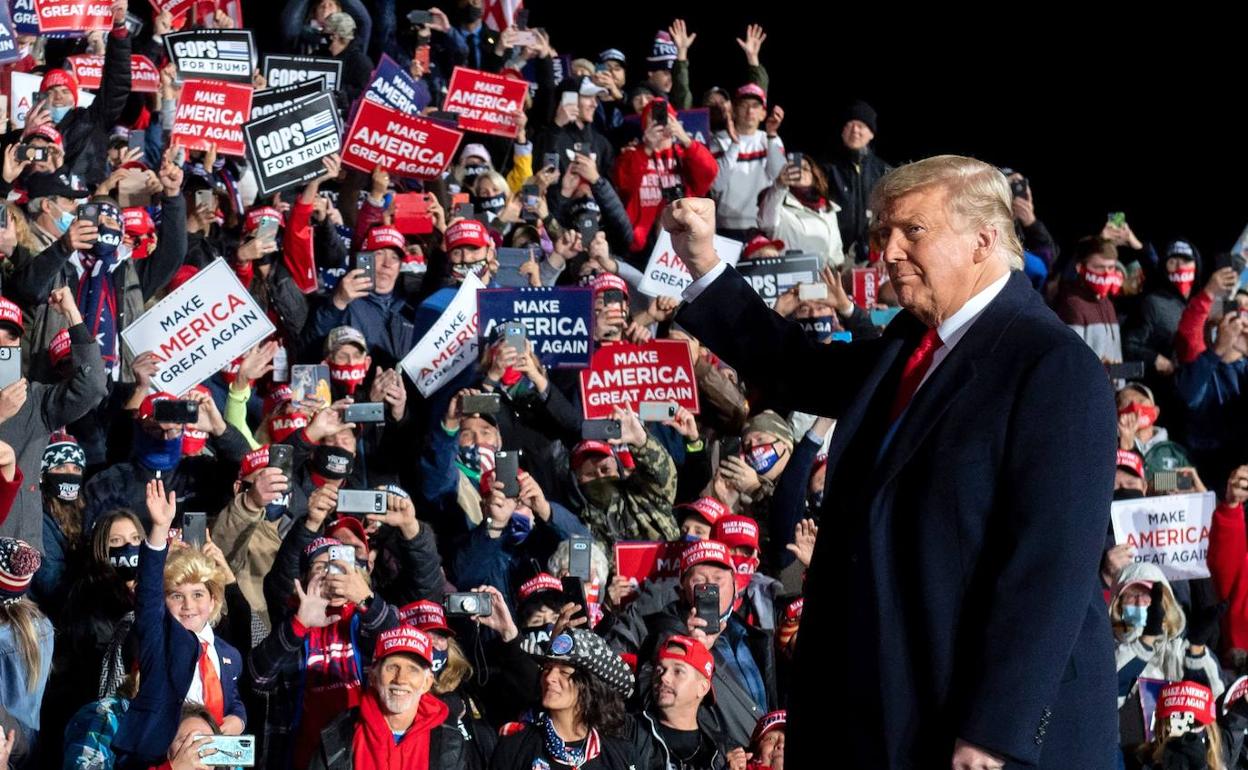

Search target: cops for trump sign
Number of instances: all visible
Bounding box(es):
[121,260,276,395]
[243,92,341,196]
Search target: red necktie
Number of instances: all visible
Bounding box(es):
[888,328,943,423]
[198,640,225,725]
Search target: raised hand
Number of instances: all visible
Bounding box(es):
[659,198,719,279]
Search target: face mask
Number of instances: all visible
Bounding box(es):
[1122,604,1147,628]
[135,427,183,472]
[798,317,835,344]
[50,104,72,124]
[1078,265,1123,299]
[461,165,488,184]
[431,647,449,674]
[456,442,495,477]
[521,623,554,655]
[504,512,533,545]
[108,543,141,580]
[182,427,208,456]
[680,532,701,542]
[1114,487,1146,501]
[311,445,354,480]
[42,472,82,501]
[1168,265,1196,297]
[328,361,369,395]
[52,204,74,235]
[731,553,759,595]
[92,220,123,259]
[456,4,483,24]
[450,259,488,282]
[746,442,783,475]
[474,193,506,214]
[580,476,621,506]
[1118,402,1159,430]
[265,492,290,521]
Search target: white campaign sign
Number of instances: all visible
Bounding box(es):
[120,259,275,395]
[638,229,742,299]
[1111,491,1216,581]
[400,273,486,396]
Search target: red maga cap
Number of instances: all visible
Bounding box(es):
[445,218,491,250]
[681,539,733,573]
[364,225,406,253]
[239,445,270,479]
[518,572,564,602]
[1157,681,1215,726]
[373,626,434,667]
[398,599,452,634]
[656,634,714,680]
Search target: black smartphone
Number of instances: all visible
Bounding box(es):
[786,151,803,181]
[1105,361,1145,380]
[1222,300,1240,317]
[649,100,668,126]
[153,399,200,424]
[581,419,621,441]
[1177,473,1195,491]
[445,591,493,617]
[542,152,560,171]
[181,511,207,548]
[355,250,376,285]
[77,202,101,225]
[494,450,520,498]
[343,402,385,423]
[1010,176,1029,199]
[719,435,742,459]
[15,144,48,163]
[513,8,529,28]
[599,289,626,307]
[575,214,598,245]
[693,583,721,635]
[267,443,293,478]
[453,202,474,220]
[568,536,592,581]
[461,392,501,415]
[405,8,433,25]
[521,184,539,210]
[561,575,588,623]
[128,132,145,152]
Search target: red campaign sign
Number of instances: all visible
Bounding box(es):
[147,0,195,22]
[442,66,527,138]
[579,339,699,420]
[67,55,161,93]
[171,79,252,157]
[852,267,879,309]
[341,98,463,180]
[33,0,112,31]
[614,541,686,587]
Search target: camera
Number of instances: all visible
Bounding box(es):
[445,591,493,617]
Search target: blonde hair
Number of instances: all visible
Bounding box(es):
[164,547,227,626]
[1149,724,1226,770]
[0,599,48,692]
[432,636,473,695]
[1110,583,1184,640]
[870,155,1024,271]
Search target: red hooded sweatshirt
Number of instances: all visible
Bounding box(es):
[351,688,449,770]
[1206,500,1248,649]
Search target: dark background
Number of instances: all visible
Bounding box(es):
[255,1,1247,262]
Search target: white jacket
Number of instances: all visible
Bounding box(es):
[758,185,845,269]
[709,129,786,230]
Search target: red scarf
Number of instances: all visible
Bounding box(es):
[351,689,449,770]
[1168,265,1196,297]
[790,185,828,212]
[294,605,364,769]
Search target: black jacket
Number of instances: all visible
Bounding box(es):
[327,40,374,116]
[488,724,645,770]
[308,705,467,770]
[627,709,732,770]
[678,269,1118,768]
[824,147,891,262]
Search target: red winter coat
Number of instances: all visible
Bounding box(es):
[1206,500,1248,649]
[1174,288,1213,364]
[613,141,717,253]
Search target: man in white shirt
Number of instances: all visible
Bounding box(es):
[708,84,785,239]
[666,155,1119,770]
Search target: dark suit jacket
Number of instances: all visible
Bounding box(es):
[677,269,1118,769]
[112,542,246,767]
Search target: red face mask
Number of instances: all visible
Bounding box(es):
[1168,265,1196,297]
[220,356,243,385]
[1119,402,1159,430]
[182,426,209,456]
[730,553,759,606]
[268,412,308,443]
[1079,265,1124,299]
[329,361,369,394]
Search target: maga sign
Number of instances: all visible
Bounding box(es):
[614,541,685,587]
[1111,491,1216,581]
[477,287,593,369]
[32,0,111,32]
[342,99,462,180]
[362,54,430,115]
[400,274,486,396]
[121,260,275,395]
[442,66,527,138]
[579,340,699,419]
[171,79,252,156]
[67,54,160,93]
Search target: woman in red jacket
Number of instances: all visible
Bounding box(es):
[612,99,717,254]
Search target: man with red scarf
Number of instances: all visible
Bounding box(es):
[1053,236,1124,363]
[307,625,466,769]
[613,98,717,254]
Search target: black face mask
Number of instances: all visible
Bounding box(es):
[1113,487,1146,501]
[473,193,506,213]
[42,472,82,501]
[1163,730,1209,770]
[108,543,140,581]
[311,445,354,481]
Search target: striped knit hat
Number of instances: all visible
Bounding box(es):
[0,538,41,604]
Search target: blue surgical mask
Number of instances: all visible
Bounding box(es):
[50,104,72,124]
[1122,604,1147,628]
[746,442,783,475]
[52,205,74,235]
[681,532,701,542]
[134,427,183,472]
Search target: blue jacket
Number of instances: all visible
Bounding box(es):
[449,504,590,602]
[679,269,1118,769]
[111,542,246,766]
[0,612,53,749]
[31,509,72,610]
[1174,350,1248,452]
[309,291,418,367]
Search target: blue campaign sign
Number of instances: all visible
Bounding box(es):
[477,287,593,369]
[363,54,431,115]
[10,0,38,35]
[0,3,19,63]
[623,108,713,146]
